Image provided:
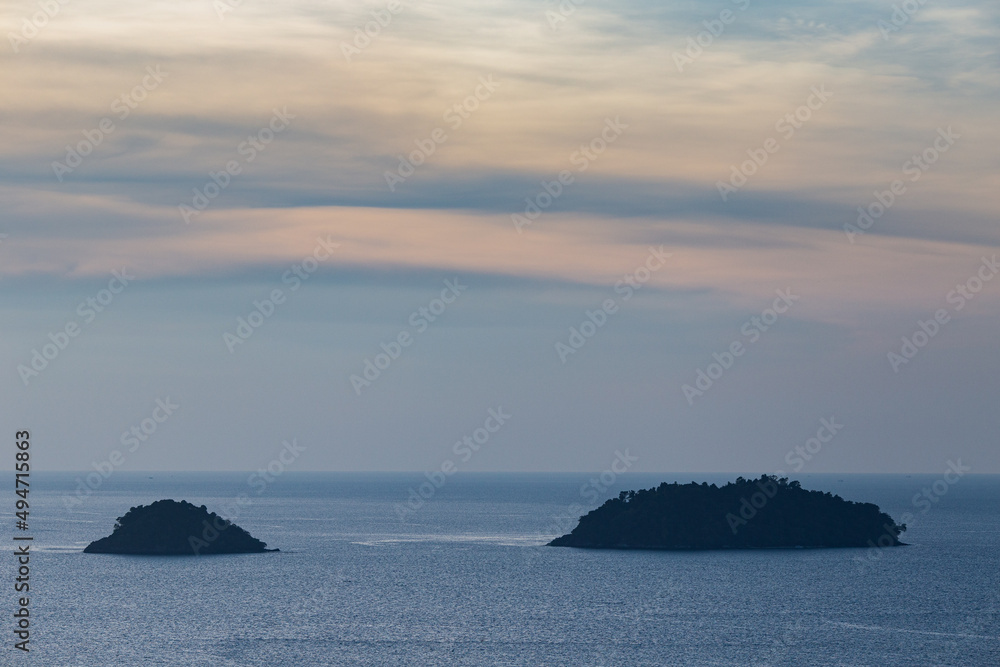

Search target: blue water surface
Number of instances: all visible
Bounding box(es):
[5,472,998,666]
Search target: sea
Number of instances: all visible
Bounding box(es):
[4,472,998,666]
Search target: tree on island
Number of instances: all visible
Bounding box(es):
[549,475,906,550]
[84,499,277,555]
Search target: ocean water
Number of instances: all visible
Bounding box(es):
[5,472,999,666]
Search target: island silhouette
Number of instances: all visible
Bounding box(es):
[84,499,277,555]
[549,475,906,549]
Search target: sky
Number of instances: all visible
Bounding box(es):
[1,0,998,474]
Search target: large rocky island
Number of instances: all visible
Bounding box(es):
[84,499,277,555]
[549,475,906,550]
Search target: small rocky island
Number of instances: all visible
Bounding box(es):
[84,499,277,555]
[549,475,906,550]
